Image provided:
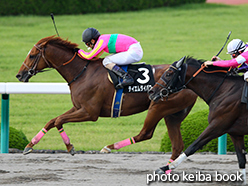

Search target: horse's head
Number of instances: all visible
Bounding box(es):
[16,36,79,82]
[148,56,187,102]
[16,39,54,82]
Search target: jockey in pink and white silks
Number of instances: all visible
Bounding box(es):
[204,39,248,80]
[78,28,143,89]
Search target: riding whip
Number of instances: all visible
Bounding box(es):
[216,31,232,57]
[50,13,60,37]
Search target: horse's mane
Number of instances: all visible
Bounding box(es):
[184,56,243,82]
[185,56,231,71]
[185,56,205,66]
[37,35,79,50]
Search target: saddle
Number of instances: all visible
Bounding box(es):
[108,63,155,93]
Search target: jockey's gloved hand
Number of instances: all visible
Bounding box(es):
[211,56,221,61]
[74,48,80,53]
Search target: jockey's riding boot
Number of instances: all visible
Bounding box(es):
[111,65,134,89]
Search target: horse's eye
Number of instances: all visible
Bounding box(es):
[29,55,35,59]
[166,73,171,77]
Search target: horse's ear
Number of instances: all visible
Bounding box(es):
[176,56,186,68]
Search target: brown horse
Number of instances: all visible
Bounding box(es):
[16,36,197,162]
[148,56,247,183]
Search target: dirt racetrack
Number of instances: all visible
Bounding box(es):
[0,152,246,186]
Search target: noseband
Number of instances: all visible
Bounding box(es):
[156,65,184,100]
[155,74,170,100]
[22,44,52,77]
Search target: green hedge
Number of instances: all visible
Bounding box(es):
[1,127,29,150]
[160,109,248,153]
[0,0,206,16]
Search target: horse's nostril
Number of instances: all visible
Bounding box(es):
[16,74,21,79]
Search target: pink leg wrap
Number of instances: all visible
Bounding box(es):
[114,137,135,150]
[165,159,174,174]
[31,128,47,145]
[59,128,70,145]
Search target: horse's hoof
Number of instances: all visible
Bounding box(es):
[66,144,76,156]
[69,145,75,156]
[23,147,33,155]
[100,146,111,153]
[155,168,165,174]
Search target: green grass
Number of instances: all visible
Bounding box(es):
[0,3,245,151]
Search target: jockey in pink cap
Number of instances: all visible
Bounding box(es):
[78,28,143,89]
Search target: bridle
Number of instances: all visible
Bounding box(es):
[22,44,52,76]
[156,65,187,100]
[22,43,90,86]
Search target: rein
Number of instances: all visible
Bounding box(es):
[184,64,205,86]
[203,68,232,74]
[62,52,77,66]
[185,64,232,103]
[185,64,231,85]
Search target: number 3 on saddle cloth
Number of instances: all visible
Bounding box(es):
[107,63,155,118]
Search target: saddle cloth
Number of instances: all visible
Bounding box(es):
[108,63,155,93]
[108,63,155,118]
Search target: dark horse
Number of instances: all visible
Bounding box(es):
[16,36,197,162]
[148,56,247,183]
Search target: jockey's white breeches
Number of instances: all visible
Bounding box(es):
[102,42,143,67]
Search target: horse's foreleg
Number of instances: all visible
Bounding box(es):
[156,123,225,174]
[155,152,188,174]
[23,117,57,155]
[23,107,77,155]
[23,128,48,155]
[230,135,246,184]
[53,106,96,155]
[57,127,75,155]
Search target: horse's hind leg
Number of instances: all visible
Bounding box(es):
[164,106,194,160]
[100,100,169,153]
[230,135,247,184]
[100,107,162,153]
[101,101,194,161]
[159,104,194,173]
